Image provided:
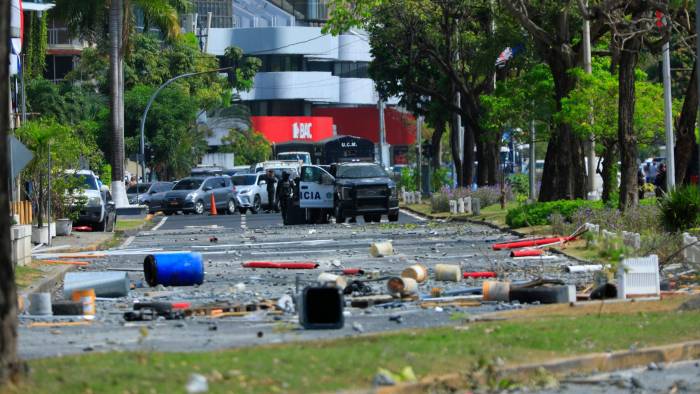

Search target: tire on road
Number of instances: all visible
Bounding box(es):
[250,195,261,214]
[388,211,399,222]
[226,199,237,215]
[194,200,205,215]
[334,203,345,224]
[93,215,106,231]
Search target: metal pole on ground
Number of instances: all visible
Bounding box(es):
[529,118,536,201]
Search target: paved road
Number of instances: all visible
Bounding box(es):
[536,359,700,393]
[155,208,423,231]
[21,209,591,359]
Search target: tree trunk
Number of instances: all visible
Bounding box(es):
[463,122,475,187]
[538,56,587,202]
[601,140,618,203]
[485,140,499,185]
[110,0,124,183]
[450,84,463,187]
[430,121,443,169]
[674,61,698,184]
[0,0,20,383]
[476,138,487,186]
[617,37,641,210]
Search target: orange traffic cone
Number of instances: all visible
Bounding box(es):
[210,193,218,216]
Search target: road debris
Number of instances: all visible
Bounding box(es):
[242,261,319,269]
[369,240,393,257]
[434,264,461,281]
[144,253,205,287]
[64,271,130,298]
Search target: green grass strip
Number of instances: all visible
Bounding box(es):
[19,310,700,393]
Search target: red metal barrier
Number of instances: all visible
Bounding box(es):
[510,249,544,257]
[463,271,497,279]
[242,262,319,269]
[493,236,574,250]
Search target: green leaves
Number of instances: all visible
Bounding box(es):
[219,130,272,165]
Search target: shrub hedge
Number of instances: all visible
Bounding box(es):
[506,199,604,228]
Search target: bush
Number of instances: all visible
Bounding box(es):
[472,185,512,208]
[507,173,529,197]
[659,186,700,232]
[430,193,450,213]
[398,167,417,192]
[506,199,603,228]
[431,167,451,192]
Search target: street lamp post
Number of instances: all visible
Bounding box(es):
[138,67,232,189]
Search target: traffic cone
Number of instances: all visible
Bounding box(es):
[210,193,218,216]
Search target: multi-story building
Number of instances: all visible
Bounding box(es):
[200,0,416,167]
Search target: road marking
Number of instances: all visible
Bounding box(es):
[119,236,135,249]
[248,248,339,255]
[152,216,168,231]
[241,213,247,229]
[400,208,427,222]
[191,239,335,249]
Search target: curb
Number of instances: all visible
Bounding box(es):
[357,340,700,394]
[19,264,76,297]
[401,205,591,263]
[400,205,524,237]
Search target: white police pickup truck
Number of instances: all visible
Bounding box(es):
[284,163,399,225]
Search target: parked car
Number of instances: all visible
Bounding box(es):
[129,182,175,213]
[231,173,276,214]
[67,169,117,231]
[127,183,150,204]
[162,176,236,215]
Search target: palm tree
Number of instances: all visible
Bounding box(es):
[54,0,188,204]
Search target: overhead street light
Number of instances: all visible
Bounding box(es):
[137,67,233,191]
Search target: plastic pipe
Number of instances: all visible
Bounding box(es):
[64,271,130,298]
[565,264,603,273]
[510,249,544,257]
[341,268,364,275]
[242,262,319,269]
[434,264,461,281]
[401,264,428,283]
[463,271,497,279]
[493,236,574,250]
[369,241,394,257]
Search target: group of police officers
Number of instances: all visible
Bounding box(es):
[262,169,295,217]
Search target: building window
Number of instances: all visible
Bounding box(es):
[257,55,304,72]
[195,0,234,28]
[333,62,369,78]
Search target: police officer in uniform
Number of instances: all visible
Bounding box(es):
[276,171,294,219]
[263,169,278,213]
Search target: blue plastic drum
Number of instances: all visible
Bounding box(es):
[144,253,204,287]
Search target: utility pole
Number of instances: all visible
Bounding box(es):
[377,99,388,169]
[662,41,675,191]
[529,118,536,201]
[417,115,422,191]
[583,1,596,198]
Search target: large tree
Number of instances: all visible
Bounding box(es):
[363,0,508,187]
[559,59,668,202]
[502,0,610,201]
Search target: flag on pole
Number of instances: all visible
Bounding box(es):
[495,44,524,68]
